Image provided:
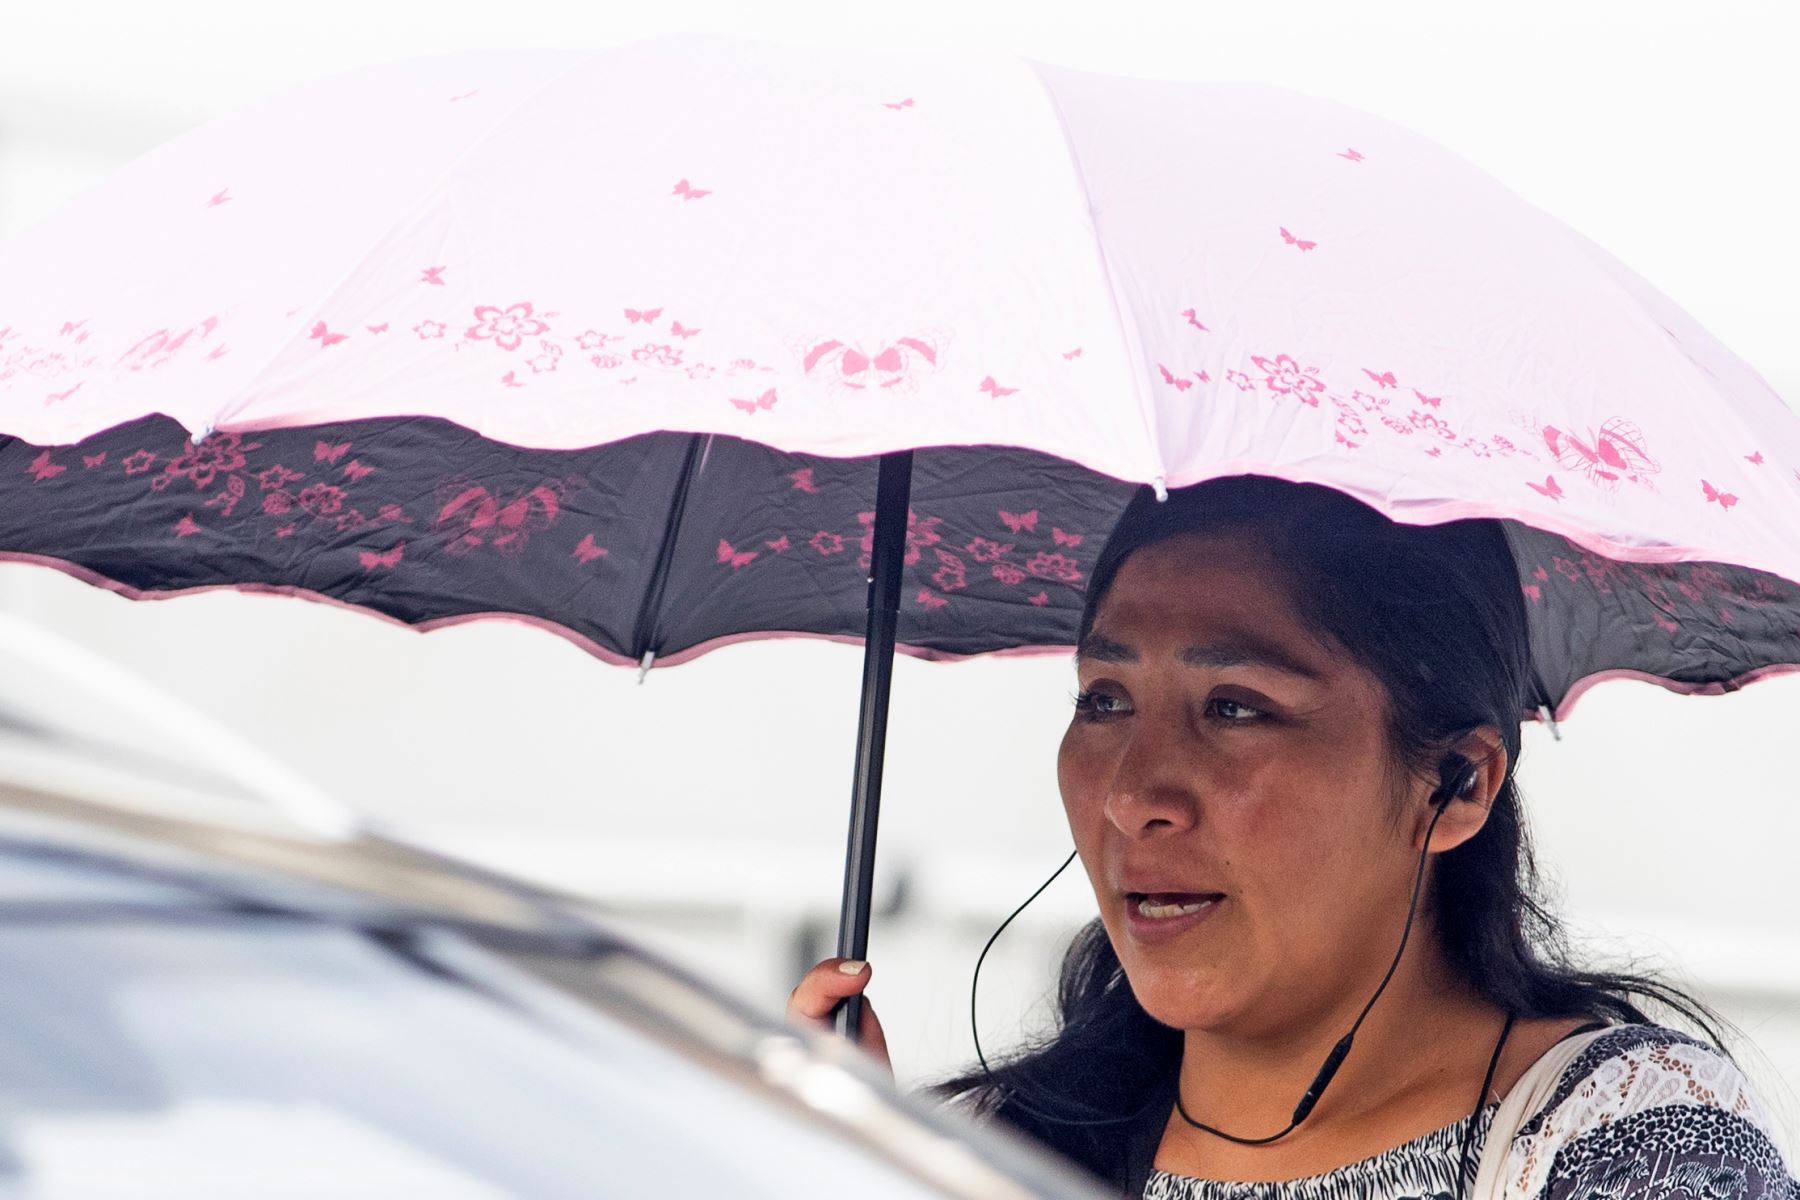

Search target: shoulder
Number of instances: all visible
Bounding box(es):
[1501,1022,1796,1200]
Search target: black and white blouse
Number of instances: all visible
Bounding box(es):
[1142,1025,1796,1200]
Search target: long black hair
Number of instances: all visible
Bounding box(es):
[930,475,1727,1184]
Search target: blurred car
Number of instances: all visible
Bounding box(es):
[0,646,1106,1200]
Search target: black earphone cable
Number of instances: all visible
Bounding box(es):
[969,755,1485,1140]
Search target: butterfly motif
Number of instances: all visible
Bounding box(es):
[1051,528,1082,547]
[979,375,1018,397]
[766,535,791,553]
[174,514,203,537]
[716,538,758,569]
[1062,347,1082,360]
[882,97,915,110]
[790,468,818,493]
[730,388,778,414]
[1362,368,1398,389]
[798,334,944,394]
[1338,148,1365,161]
[1279,227,1317,251]
[1028,591,1050,606]
[999,509,1039,534]
[1746,451,1765,465]
[1413,389,1442,408]
[572,534,608,563]
[206,344,229,360]
[365,323,389,334]
[1702,479,1738,509]
[275,523,298,538]
[45,383,82,405]
[916,588,948,609]
[671,178,712,200]
[1541,419,1658,490]
[82,452,106,469]
[342,460,375,482]
[1522,584,1541,603]
[1158,363,1193,391]
[501,370,524,388]
[309,321,348,347]
[421,266,447,286]
[624,307,663,324]
[1426,446,1443,458]
[1525,475,1564,501]
[1334,430,1361,450]
[359,543,405,570]
[27,451,64,481]
[206,189,231,207]
[671,321,701,338]
[314,440,352,464]
[1180,308,1209,331]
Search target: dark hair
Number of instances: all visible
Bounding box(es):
[930,475,1727,1185]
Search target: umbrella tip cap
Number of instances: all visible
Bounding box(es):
[1152,477,1169,503]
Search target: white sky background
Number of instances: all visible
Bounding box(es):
[1,0,1797,1143]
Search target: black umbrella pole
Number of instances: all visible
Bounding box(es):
[833,450,914,1043]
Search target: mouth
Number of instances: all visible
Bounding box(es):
[1122,891,1226,943]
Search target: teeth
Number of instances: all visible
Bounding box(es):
[1136,897,1216,919]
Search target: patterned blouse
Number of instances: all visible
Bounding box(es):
[1141,1024,1797,1200]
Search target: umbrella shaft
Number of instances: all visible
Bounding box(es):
[834,451,913,1041]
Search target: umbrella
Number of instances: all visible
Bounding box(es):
[3,33,1798,1041]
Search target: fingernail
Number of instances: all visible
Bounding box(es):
[838,959,867,974]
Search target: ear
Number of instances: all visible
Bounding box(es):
[1410,726,1508,853]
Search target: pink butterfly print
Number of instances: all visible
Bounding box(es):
[1701,479,1738,509]
[670,321,701,339]
[716,537,758,569]
[1279,227,1317,251]
[206,344,229,360]
[731,388,778,414]
[1335,430,1361,450]
[27,451,64,481]
[1338,148,1365,162]
[366,323,389,334]
[766,535,791,553]
[1180,308,1209,331]
[1746,451,1765,465]
[360,543,405,570]
[501,370,524,388]
[1525,475,1564,501]
[624,307,662,324]
[45,382,82,405]
[207,189,231,207]
[573,534,608,563]
[1413,389,1442,408]
[82,452,106,469]
[1158,363,1193,391]
[1541,419,1658,490]
[916,588,948,610]
[449,89,480,102]
[1062,347,1082,360]
[1028,591,1049,606]
[315,440,351,465]
[1051,527,1082,547]
[1427,446,1443,458]
[800,335,941,392]
[308,321,349,347]
[1362,368,1398,389]
[275,522,298,538]
[1522,584,1541,603]
[174,514,202,538]
[790,468,818,493]
[437,483,562,554]
[882,97,915,110]
[979,375,1018,397]
[999,509,1038,534]
[421,266,447,286]
[342,460,375,481]
[671,178,712,200]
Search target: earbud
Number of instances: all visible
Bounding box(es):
[1432,754,1478,807]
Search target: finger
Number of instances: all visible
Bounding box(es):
[786,958,873,1024]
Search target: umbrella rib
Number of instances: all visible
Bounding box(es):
[628,433,708,665]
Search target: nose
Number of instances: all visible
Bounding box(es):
[1101,719,1201,838]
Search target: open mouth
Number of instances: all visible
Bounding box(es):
[1127,892,1225,919]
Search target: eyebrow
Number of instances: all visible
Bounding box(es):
[1076,631,1325,681]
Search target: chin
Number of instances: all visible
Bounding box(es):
[1119,956,1243,1031]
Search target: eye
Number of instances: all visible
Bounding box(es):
[1208,696,1267,722]
[1071,688,1130,720]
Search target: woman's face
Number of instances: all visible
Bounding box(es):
[1058,529,1427,1038]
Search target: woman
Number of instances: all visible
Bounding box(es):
[790,476,1797,1199]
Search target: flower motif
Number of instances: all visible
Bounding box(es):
[257,464,304,491]
[466,302,549,351]
[1552,556,1583,584]
[631,342,682,367]
[1409,411,1456,440]
[856,509,942,569]
[1026,551,1082,582]
[527,341,563,374]
[576,330,614,351]
[1490,435,1518,455]
[731,358,758,370]
[1251,353,1325,406]
[1223,368,1256,392]
[263,490,294,515]
[335,508,368,532]
[161,433,256,490]
[931,549,967,593]
[810,530,845,556]
[414,320,448,340]
[685,363,714,380]
[1379,414,1415,436]
[122,449,158,476]
[297,483,346,516]
[590,354,622,369]
[964,537,1014,563]
[991,563,1026,586]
